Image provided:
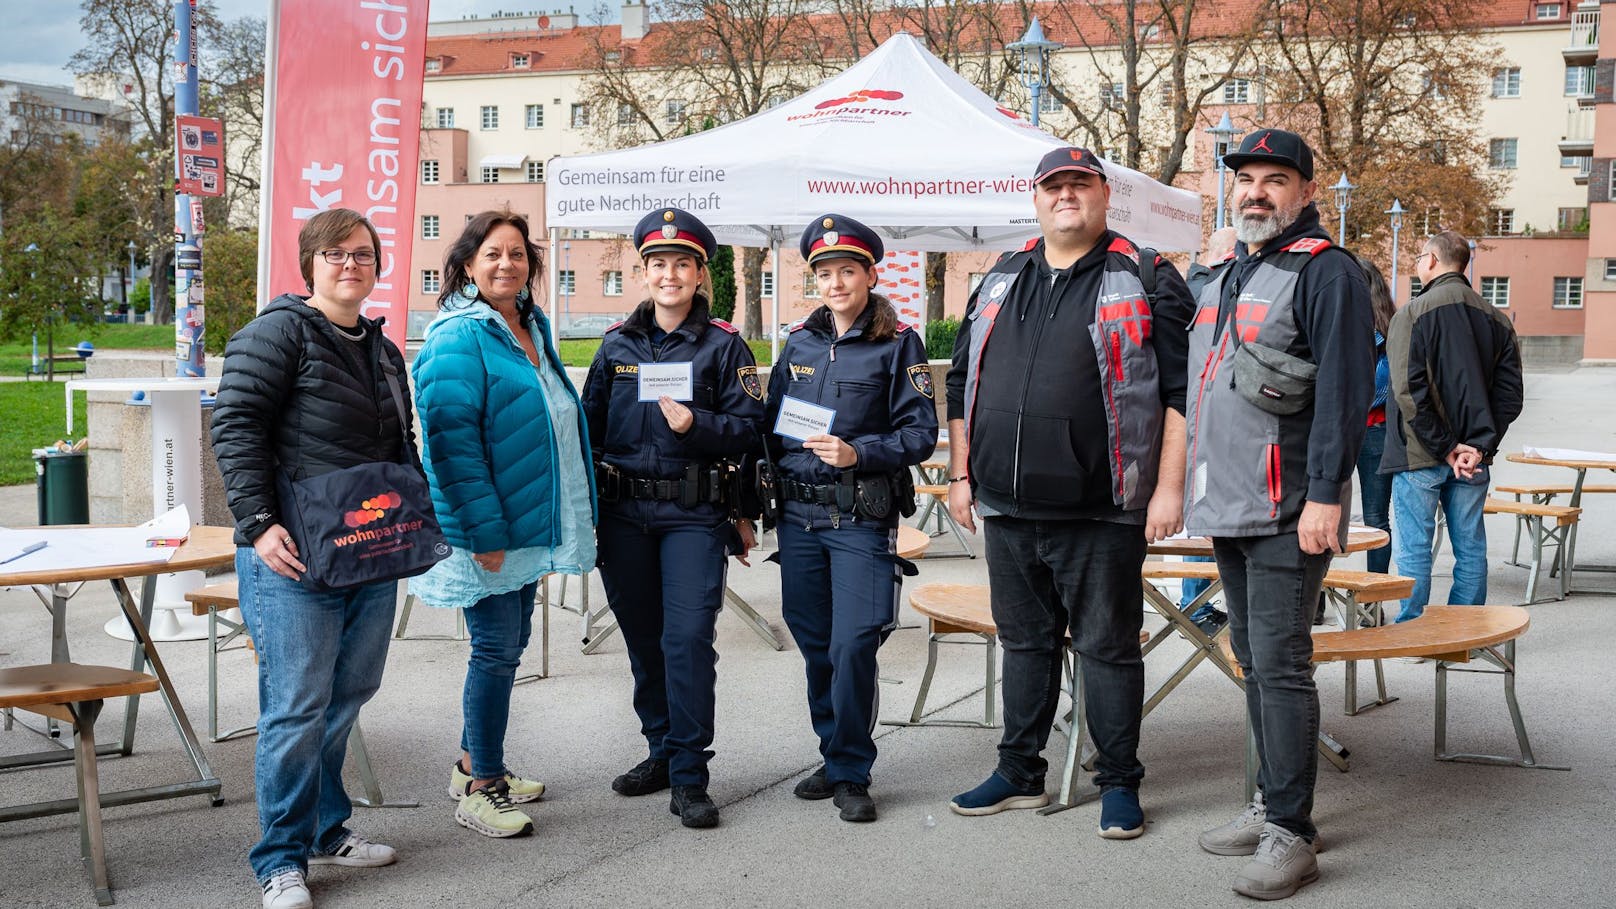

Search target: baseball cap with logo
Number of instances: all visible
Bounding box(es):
[1222,129,1315,181]
[1033,146,1107,184]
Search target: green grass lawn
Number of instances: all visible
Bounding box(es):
[0,324,175,375]
[555,337,775,367]
[0,384,87,486]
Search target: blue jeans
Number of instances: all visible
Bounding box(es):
[1212,532,1329,840]
[1391,465,1490,623]
[235,548,397,883]
[1356,423,1392,574]
[776,521,901,786]
[984,517,1146,792]
[1178,556,1218,621]
[460,583,539,780]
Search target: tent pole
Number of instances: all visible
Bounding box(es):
[770,241,782,365]
[549,228,561,354]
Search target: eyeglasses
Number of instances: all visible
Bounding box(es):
[319,248,377,266]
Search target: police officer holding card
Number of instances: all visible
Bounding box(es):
[761,214,937,823]
[581,208,765,830]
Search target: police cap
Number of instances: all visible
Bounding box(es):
[799,213,883,267]
[634,208,717,263]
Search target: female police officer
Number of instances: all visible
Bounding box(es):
[764,214,938,822]
[581,208,764,829]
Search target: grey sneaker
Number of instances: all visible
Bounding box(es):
[1232,823,1319,901]
[1199,794,1267,856]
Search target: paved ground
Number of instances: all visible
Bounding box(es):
[3,369,1615,908]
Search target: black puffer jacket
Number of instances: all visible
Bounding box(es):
[211,294,420,545]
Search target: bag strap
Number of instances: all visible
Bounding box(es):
[378,354,414,457]
[1138,247,1157,306]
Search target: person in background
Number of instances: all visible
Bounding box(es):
[767,214,938,823]
[581,208,765,830]
[1178,225,1239,635]
[1380,230,1523,626]
[212,209,416,909]
[411,210,596,839]
[1355,256,1397,579]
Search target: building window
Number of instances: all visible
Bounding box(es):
[1222,78,1251,104]
[665,99,686,124]
[760,271,775,298]
[1037,89,1060,114]
[510,53,529,68]
[421,159,439,184]
[604,271,623,296]
[604,50,621,62]
[969,273,987,294]
[570,103,589,128]
[1419,208,1442,235]
[558,270,576,295]
[425,58,441,73]
[1558,207,1588,231]
[421,215,439,239]
[1552,277,1583,308]
[519,105,542,131]
[1409,277,1423,297]
[1488,138,1517,169]
[1537,2,1562,19]
[1490,67,1520,98]
[1488,208,1515,235]
[526,160,545,183]
[617,103,635,126]
[422,269,440,294]
[1565,65,1595,97]
[435,107,455,128]
[700,46,717,61]
[1480,276,1510,308]
[1604,259,1616,282]
[1611,160,1616,189]
[480,166,499,184]
[802,273,820,298]
[480,105,499,129]
[1561,155,1581,168]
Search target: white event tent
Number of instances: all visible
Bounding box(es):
[544,31,1204,353]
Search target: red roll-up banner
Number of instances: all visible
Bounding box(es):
[263,0,428,349]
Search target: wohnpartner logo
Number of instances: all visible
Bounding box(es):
[814,88,904,109]
[345,491,403,529]
[788,88,909,123]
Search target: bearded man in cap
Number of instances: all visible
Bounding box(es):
[943,147,1195,837]
[1183,128,1374,900]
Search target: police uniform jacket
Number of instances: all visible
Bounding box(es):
[581,300,765,526]
[765,301,939,529]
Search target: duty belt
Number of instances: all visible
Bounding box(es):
[780,478,839,505]
[596,462,730,506]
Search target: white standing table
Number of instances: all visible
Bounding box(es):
[66,376,222,641]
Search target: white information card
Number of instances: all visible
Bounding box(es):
[775,395,837,442]
[638,362,693,402]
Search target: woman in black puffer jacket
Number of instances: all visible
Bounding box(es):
[211,208,420,909]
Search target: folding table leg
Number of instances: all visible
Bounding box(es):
[1435,642,1569,771]
[1040,648,1098,815]
[70,699,114,907]
[348,723,419,808]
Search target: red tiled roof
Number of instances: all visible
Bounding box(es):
[424,0,1553,78]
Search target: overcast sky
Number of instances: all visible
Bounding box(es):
[0,1,499,87]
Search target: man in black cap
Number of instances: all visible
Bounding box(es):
[1183,128,1373,899]
[943,147,1195,838]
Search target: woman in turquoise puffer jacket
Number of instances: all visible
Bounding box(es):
[410,210,596,839]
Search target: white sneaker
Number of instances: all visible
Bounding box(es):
[1395,656,1427,664]
[308,832,397,867]
[261,869,313,909]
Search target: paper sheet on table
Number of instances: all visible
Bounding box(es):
[1522,446,1616,463]
[0,506,189,576]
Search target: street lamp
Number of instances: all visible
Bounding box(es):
[1331,173,1355,243]
[125,239,137,308]
[1386,198,1406,300]
[1206,112,1240,229]
[1007,17,1063,128]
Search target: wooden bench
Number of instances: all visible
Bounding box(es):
[182,582,416,809]
[1492,485,1608,566]
[24,354,89,380]
[0,663,160,906]
[1483,498,1580,603]
[1317,569,1416,715]
[1218,605,1564,798]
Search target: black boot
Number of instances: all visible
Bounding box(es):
[794,767,834,800]
[833,782,877,823]
[669,784,720,828]
[612,757,670,796]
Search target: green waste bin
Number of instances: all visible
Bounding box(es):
[34,449,89,525]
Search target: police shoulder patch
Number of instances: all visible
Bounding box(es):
[895,321,913,333]
[709,318,740,334]
[788,318,809,333]
[605,320,626,333]
[737,365,763,400]
[906,363,934,399]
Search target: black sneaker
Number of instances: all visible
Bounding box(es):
[794,767,835,801]
[833,782,877,823]
[611,757,670,796]
[1194,610,1228,637]
[669,784,720,828]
